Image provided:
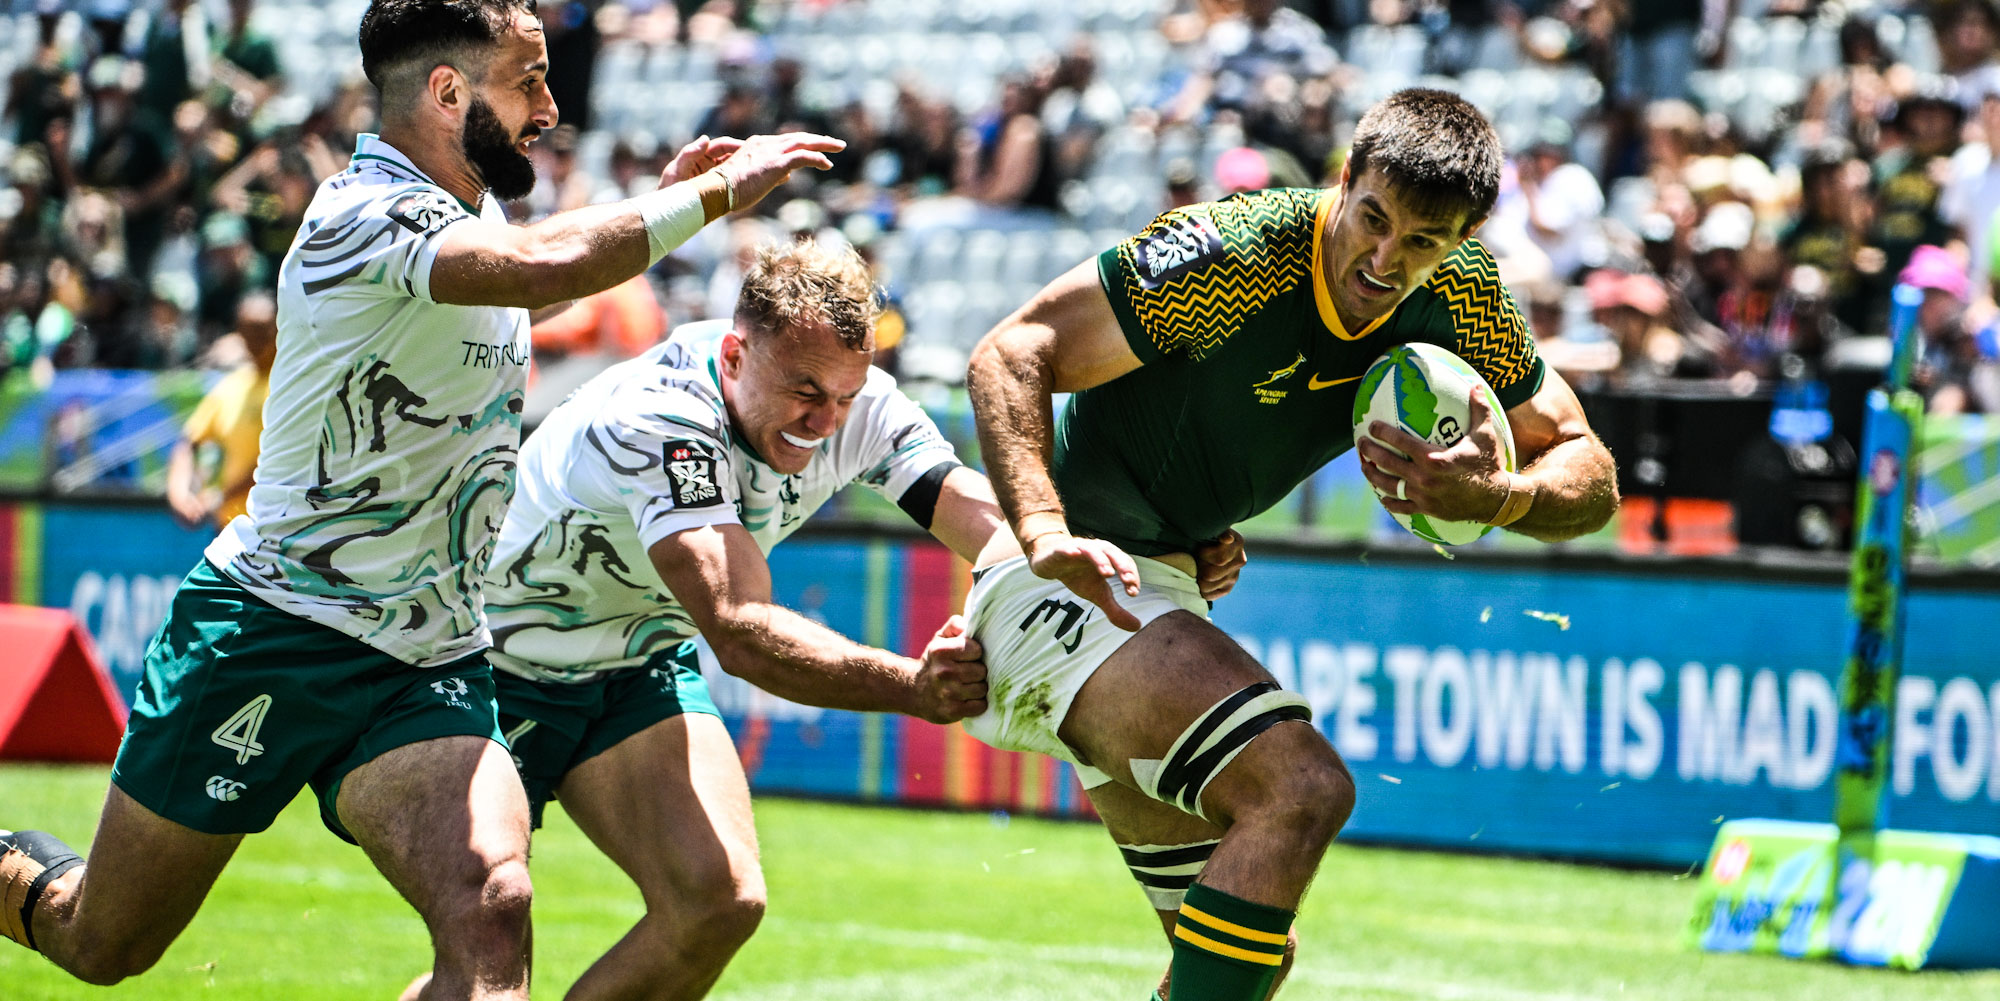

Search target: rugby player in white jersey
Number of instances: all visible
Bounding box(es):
[0,2,837,997]
[462,238,1245,1000]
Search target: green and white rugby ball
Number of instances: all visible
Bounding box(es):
[1350,342,1516,546]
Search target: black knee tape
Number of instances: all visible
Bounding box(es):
[1120,839,1220,910]
[2,830,83,951]
[1147,682,1313,819]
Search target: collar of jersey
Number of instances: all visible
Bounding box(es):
[350,133,482,216]
[1309,186,1394,342]
[703,353,776,467]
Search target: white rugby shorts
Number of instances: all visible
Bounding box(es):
[959,554,1208,787]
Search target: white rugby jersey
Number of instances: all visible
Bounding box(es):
[484,319,959,682]
[207,134,531,667]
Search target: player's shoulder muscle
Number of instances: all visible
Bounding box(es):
[1419,237,1544,403]
[1105,188,1321,361]
[292,179,472,297]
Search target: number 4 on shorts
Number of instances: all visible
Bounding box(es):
[211,694,273,765]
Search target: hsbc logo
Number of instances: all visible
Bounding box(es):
[205,776,248,802]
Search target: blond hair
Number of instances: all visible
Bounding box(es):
[734,239,880,350]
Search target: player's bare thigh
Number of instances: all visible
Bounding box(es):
[337,735,533,998]
[553,713,763,912]
[1057,609,1284,787]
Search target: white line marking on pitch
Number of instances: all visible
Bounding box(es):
[729,917,1622,1001]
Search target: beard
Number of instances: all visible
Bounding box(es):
[462,96,538,201]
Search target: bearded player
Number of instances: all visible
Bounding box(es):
[965,89,1618,1000]
[0,2,836,996]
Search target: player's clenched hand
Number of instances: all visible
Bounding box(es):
[1356,390,1510,523]
[657,134,743,187]
[1027,532,1144,632]
[914,614,988,723]
[1194,529,1247,600]
[710,132,845,213]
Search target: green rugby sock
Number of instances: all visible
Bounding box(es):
[1166,884,1290,1001]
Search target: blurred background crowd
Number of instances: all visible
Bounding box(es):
[8,0,2000,550]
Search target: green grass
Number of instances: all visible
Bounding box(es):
[3,764,1997,1000]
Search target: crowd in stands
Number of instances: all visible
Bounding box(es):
[6,0,2000,417]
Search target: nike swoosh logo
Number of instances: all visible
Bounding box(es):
[1307,374,1361,390]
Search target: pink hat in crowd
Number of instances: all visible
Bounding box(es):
[1584,269,1668,316]
[1898,244,1970,303]
[1214,147,1270,193]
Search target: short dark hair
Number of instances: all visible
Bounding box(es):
[358,0,537,98]
[1345,88,1503,232]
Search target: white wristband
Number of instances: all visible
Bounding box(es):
[633,183,706,263]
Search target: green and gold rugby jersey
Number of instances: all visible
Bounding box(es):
[1058,187,1545,557]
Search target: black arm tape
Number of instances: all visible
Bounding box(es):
[896,460,960,530]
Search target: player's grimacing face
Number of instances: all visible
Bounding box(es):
[720,322,873,476]
[1325,166,1472,328]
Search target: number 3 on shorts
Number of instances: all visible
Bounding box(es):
[211,694,273,765]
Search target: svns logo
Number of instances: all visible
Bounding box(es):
[431,677,473,709]
[664,441,722,507]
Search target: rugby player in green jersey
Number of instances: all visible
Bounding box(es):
[964,89,1618,1000]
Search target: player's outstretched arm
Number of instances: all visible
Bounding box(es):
[649,522,987,723]
[1358,367,1617,542]
[966,260,1153,628]
[428,132,842,309]
[926,466,1011,564]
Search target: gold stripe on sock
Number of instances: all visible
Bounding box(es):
[1173,923,1284,966]
[1179,903,1289,945]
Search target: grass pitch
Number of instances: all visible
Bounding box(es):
[2,764,1996,1001]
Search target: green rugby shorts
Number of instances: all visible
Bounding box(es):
[495,639,719,829]
[110,560,506,843]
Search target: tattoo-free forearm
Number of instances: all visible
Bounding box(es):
[1509,434,1619,542]
[705,602,922,715]
[966,328,1069,543]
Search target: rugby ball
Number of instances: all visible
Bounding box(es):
[1351,342,1516,546]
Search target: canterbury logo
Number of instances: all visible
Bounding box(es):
[1306,373,1361,390]
[205,776,248,802]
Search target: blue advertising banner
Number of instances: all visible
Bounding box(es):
[1210,554,2000,867]
[36,505,212,701]
[18,502,1999,868]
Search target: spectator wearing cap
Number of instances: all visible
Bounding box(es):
[210,0,285,116]
[1871,82,1963,287]
[1,146,64,267]
[1512,122,1605,282]
[6,5,81,150]
[76,56,183,279]
[1782,148,1874,337]
[1940,0,2000,99]
[195,211,259,342]
[1583,269,1691,383]
[1688,201,1754,329]
[1901,244,1992,413]
[167,291,275,529]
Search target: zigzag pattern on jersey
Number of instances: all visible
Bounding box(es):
[1119,189,1319,361]
[1425,240,1539,391]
